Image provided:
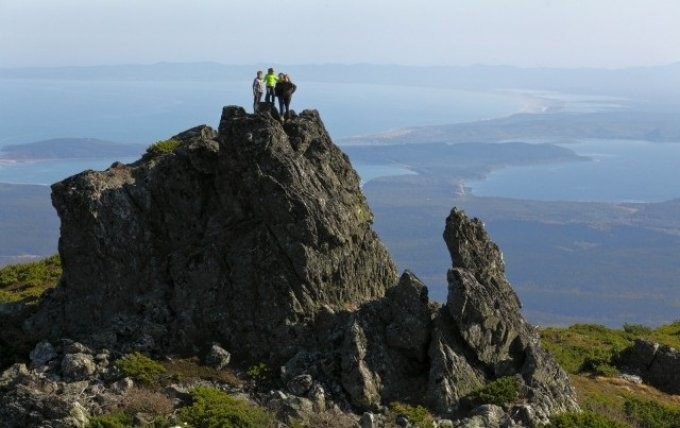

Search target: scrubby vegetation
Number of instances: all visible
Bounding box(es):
[246,362,272,382]
[178,386,275,428]
[539,322,680,376]
[161,357,241,387]
[623,396,680,428]
[0,254,61,304]
[541,322,680,427]
[114,352,167,386]
[388,402,434,428]
[145,139,181,158]
[87,412,171,428]
[462,376,520,408]
[542,410,628,428]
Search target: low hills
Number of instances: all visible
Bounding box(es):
[0,138,144,160]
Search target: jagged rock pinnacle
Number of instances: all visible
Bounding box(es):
[29,106,398,362]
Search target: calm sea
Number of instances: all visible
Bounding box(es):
[0,78,526,186]
[3,78,677,203]
[466,139,680,202]
[0,78,526,146]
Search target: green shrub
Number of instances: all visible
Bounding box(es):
[87,412,172,428]
[580,359,619,377]
[622,323,652,336]
[542,410,628,428]
[0,254,61,304]
[178,386,275,428]
[463,376,520,408]
[624,397,680,428]
[115,352,167,385]
[145,139,181,158]
[246,362,271,381]
[389,402,434,428]
[649,320,680,349]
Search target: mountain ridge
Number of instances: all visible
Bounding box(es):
[0,138,144,159]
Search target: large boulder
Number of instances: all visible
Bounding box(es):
[28,107,398,363]
[618,339,680,394]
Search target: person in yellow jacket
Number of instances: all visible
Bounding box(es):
[264,67,278,105]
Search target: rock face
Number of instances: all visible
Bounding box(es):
[439,209,579,421]
[18,106,578,426]
[29,107,398,362]
[618,339,680,394]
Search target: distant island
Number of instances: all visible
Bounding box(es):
[0,138,145,160]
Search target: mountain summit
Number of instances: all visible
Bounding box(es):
[12,106,577,426]
[31,106,398,362]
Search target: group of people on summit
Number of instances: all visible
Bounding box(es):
[252,68,297,118]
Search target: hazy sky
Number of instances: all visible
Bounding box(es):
[2,0,680,68]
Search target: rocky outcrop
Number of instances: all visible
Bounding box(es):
[29,106,398,363]
[13,106,578,426]
[276,210,579,424]
[618,339,680,394]
[441,209,579,422]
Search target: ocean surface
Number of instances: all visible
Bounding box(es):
[0,78,528,146]
[1,77,677,203]
[466,139,680,202]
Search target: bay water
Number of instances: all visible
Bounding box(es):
[2,78,679,203]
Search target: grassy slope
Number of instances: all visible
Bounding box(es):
[0,254,61,304]
[540,323,680,427]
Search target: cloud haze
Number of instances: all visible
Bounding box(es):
[1,0,679,68]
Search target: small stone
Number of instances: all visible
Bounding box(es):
[0,363,29,388]
[61,353,97,380]
[60,380,90,395]
[396,414,410,427]
[287,373,313,396]
[619,373,643,384]
[360,412,377,428]
[30,341,58,367]
[308,381,326,412]
[205,343,231,370]
[111,377,134,394]
[281,396,314,419]
[63,341,91,354]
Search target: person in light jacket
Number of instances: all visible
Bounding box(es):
[252,70,265,112]
[264,68,278,105]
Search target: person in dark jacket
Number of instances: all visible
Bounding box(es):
[275,74,297,119]
[275,73,286,114]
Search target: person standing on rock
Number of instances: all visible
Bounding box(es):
[275,72,286,114]
[276,74,297,119]
[252,70,266,112]
[264,68,278,106]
